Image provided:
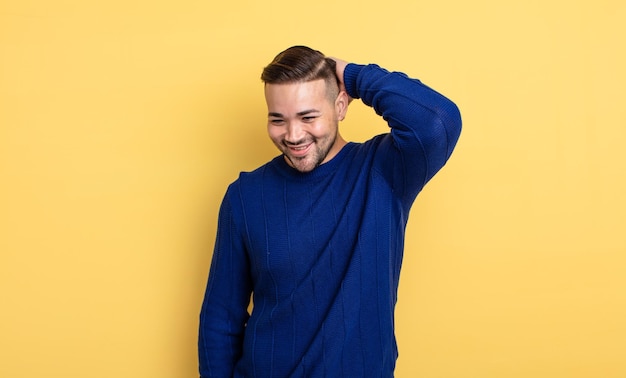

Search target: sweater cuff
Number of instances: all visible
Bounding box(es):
[343,63,364,99]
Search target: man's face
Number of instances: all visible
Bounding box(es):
[265,79,347,173]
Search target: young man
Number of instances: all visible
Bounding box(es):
[199,46,462,377]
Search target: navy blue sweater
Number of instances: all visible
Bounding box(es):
[199,63,462,377]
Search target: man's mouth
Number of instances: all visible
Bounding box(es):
[286,143,312,157]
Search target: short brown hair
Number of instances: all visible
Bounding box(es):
[261,46,339,99]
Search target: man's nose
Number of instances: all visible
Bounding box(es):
[285,122,305,144]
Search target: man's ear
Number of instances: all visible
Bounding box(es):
[335,91,350,121]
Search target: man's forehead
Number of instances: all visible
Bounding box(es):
[264,80,330,110]
[264,78,328,92]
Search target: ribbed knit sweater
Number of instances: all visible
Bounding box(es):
[199,63,462,377]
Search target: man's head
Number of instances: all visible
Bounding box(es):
[261,46,349,173]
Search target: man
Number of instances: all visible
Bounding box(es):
[199,45,462,377]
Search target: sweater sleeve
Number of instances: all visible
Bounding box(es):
[343,63,462,207]
[198,185,252,377]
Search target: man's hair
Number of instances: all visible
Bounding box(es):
[261,45,340,100]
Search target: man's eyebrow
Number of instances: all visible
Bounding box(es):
[296,109,320,116]
[268,109,321,118]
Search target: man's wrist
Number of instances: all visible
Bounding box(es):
[343,63,364,99]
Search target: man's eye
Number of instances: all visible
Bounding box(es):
[270,119,284,125]
[302,116,316,122]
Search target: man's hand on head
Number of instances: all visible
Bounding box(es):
[329,57,353,104]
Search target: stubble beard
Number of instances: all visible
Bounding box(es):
[283,132,337,173]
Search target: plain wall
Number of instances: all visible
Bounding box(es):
[1,0,625,377]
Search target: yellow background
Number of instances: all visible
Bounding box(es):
[1,0,624,377]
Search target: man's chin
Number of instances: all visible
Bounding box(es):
[285,155,318,173]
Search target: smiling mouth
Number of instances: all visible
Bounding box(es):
[286,142,313,156]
